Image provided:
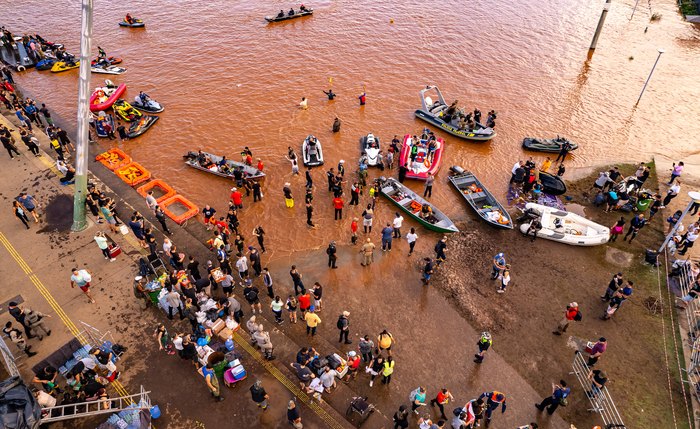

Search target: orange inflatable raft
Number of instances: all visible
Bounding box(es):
[160,194,199,225]
[136,179,176,203]
[115,162,151,186]
[95,148,131,171]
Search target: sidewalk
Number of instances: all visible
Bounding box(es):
[0,111,349,429]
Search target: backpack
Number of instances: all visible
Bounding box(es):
[573,310,583,321]
[453,406,464,417]
[409,388,420,401]
[337,317,345,329]
[244,288,258,302]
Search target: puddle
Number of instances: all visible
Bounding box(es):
[37,194,73,233]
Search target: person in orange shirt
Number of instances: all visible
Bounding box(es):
[333,195,344,220]
[256,158,264,171]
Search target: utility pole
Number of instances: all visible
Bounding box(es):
[71,0,93,232]
[658,192,700,253]
[636,49,664,106]
[590,0,612,51]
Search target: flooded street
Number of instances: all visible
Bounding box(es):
[3,0,700,253]
[2,2,699,427]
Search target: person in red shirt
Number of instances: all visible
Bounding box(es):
[351,217,358,244]
[230,187,243,209]
[332,196,344,220]
[344,351,361,381]
[256,158,264,172]
[430,388,454,420]
[245,154,253,166]
[552,302,580,336]
[298,292,311,316]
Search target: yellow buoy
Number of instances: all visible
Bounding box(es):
[390,18,394,24]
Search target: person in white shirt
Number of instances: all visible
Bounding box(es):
[236,254,249,279]
[392,212,404,238]
[663,181,681,206]
[162,238,173,257]
[406,227,418,255]
[145,191,158,212]
[679,223,699,255]
[93,232,114,261]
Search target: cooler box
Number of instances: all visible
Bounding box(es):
[327,353,348,379]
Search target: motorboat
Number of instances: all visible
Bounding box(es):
[448,167,512,229]
[519,202,610,246]
[379,177,459,233]
[360,133,381,167]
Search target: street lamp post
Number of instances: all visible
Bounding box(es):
[636,49,664,106]
[658,191,700,253]
[630,0,641,20]
[71,0,93,232]
[590,0,612,51]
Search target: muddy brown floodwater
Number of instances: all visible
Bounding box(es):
[2,0,700,255]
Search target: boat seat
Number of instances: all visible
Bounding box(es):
[469,192,487,200]
[550,232,566,239]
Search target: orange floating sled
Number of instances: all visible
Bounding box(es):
[136,179,176,203]
[115,162,151,187]
[160,194,199,225]
[95,148,131,171]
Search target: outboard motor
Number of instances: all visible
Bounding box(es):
[449,166,465,175]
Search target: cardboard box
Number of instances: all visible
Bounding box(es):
[217,327,233,340]
[211,318,225,334]
[210,268,224,283]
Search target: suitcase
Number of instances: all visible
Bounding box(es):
[108,244,121,258]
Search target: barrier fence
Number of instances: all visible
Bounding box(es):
[570,350,626,428]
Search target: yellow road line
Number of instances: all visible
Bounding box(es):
[0,232,130,398]
[232,331,347,429]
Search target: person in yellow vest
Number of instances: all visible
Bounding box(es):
[381,356,394,385]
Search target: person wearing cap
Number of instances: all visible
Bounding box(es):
[230,187,243,209]
[360,237,375,266]
[133,276,149,309]
[491,252,506,279]
[250,380,269,409]
[304,307,321,336]
[337,311,351,344]
[287,399,303,428]
[253,325,275,360]
[474,332,492,364]
[23,307,51,340]
[553,302,581,335]
[344,350,360,381]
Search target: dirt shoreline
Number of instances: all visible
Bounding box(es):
[434,161,693,428]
